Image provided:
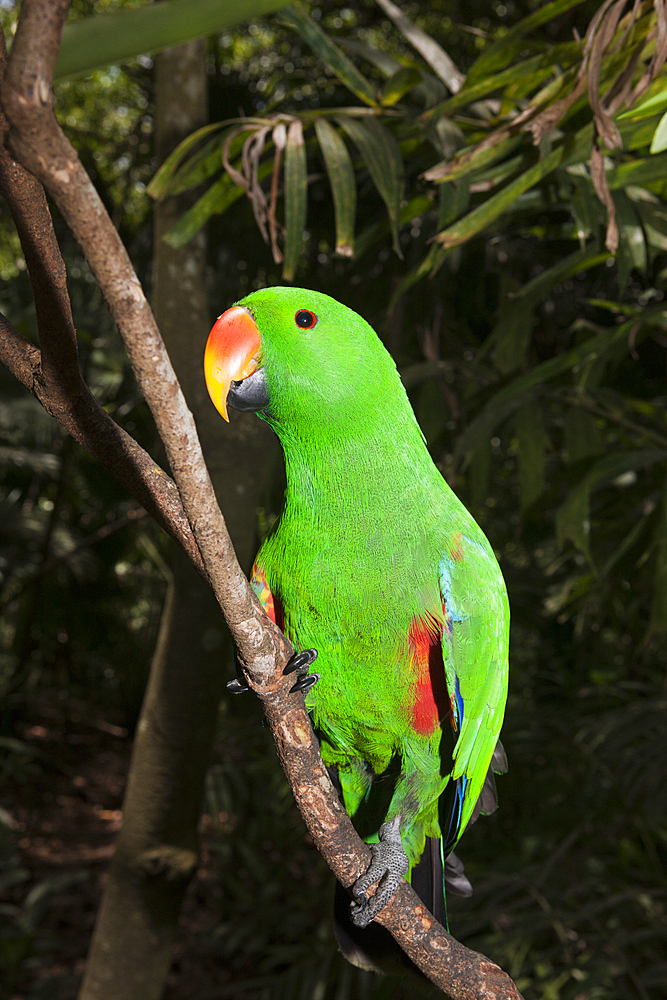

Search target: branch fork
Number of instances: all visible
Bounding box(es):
[0,3,523,996]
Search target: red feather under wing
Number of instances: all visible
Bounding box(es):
[408,612,453,736]
[250,561,284,631]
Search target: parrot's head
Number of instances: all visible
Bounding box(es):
[204,286,406,434]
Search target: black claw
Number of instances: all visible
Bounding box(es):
[283,648,318,675]
[289,672,320,694]
[227,677,249,694]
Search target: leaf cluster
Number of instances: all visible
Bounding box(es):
[1,2,667,997]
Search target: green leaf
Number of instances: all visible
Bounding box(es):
[433,144,567,249]
[437,178,471,230]
[374,0,464,92]
[381,67,423,107]
[164,137,228,196]
[616,77,667,120]
[283,120,307,282]
[557,450,667,562]
[599,506,652,579]
[467,153,529,191]
[556,479,592,561]
[387,180,469,307]
[608,151,667,189]
[336,116,404,258]
[564,407,603,464]
[314,120,356,257]
[163,173,235,248]
[163,157,273,248]
[584,450,667,498]
[433,119,600,250]
[569,173,602,245]
[614,190,647,292]
[493,298,535,376]
[621,113,665,152]
[650,110,667,153]
[55,0,289,81]
[281,5,378,108]
[423,135,524,184]
[148,123,228,199]
[455,303,666,465]
[337,38,402,77]
[633,194,667,253]
[420,40,580,125]
[512,246,607,302]
[516,400,549,511]
[465,0,590,84]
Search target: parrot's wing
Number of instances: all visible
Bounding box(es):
[437,531,509,856]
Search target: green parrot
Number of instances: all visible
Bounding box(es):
[204,286,509,960]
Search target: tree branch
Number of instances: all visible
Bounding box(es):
[1,3,523,996]
[0,33,205,577]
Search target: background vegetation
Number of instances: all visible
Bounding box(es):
[1,1,666,998]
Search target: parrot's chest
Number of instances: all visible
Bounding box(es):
[265,527,417,654]
[255,522,443,759]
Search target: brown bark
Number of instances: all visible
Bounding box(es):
[0,3,524,997]
[79,33,279,999]
[78,35,226,1000]
[80,549,227,1000]
[0,34,206,577]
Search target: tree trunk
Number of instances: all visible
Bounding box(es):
[78,36,275,1000]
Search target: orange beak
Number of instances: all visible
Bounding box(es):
[204,306,262,421]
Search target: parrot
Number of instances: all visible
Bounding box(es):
[204,286,509,970]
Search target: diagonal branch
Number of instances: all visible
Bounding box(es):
[0,3,522,996]
[0,33,205,577]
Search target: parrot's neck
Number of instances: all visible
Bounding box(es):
[274,407,448,527]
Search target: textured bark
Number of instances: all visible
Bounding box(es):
[0,33,206,578]
[80,34,279,999]
[2,0,281,674]
[0,4,524,997]
[78,36,223,1000]
[80,550,226,1000]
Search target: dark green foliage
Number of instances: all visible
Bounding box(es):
[2,1,667,998]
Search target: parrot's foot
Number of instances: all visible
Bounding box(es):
[283,647,319,694]
[226,648,318,695]
[349,816,410,929]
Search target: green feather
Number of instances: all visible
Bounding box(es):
[233,287,509,899]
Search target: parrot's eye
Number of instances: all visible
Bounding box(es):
[295,310,318,329]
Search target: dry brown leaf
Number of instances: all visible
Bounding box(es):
[221,125,254,193]
[522,76,589,143]
[588,0,628,149]
[220,116,299,264]
[603,41,645,115]
[627,0,667,106]
[245,126,271,242]
[268,122,287,264]
[590,136,619,252]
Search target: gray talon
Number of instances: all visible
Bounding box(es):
[350,817,409,928]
